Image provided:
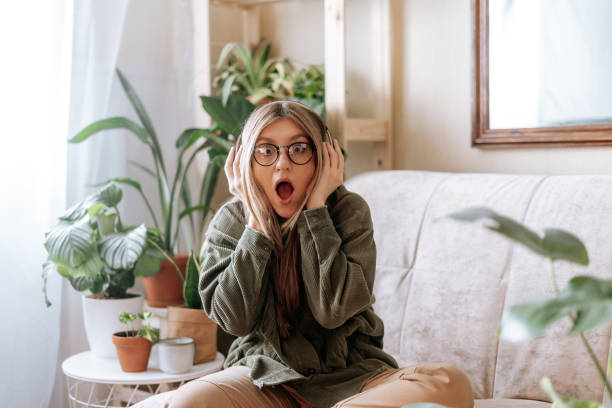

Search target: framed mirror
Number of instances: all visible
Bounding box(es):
[473,0,612,147]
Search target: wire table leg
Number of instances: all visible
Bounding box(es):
[104,384,115,408]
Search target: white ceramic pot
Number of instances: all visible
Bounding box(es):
[82,293,144,358]
[158,337,195,374]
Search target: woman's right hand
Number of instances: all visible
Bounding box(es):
[224,146,263,232]
[225,146,245,202]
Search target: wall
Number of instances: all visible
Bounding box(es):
[258,0,612,176]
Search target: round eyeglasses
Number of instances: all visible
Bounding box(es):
[253,142,315,166]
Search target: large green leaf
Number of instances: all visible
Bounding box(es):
[45,219,94,266]
[69,117,149,144]
[446,207,589,265]
[500,276,612,341]
[179,205,215,222]
[67,251,105,291]
[134,246,164,277]
[108,269,135,291]
[200,94,255,138]
[97,183,123,208]
[176,128,205,151]
[221,73,238,106]
[184,252,202,309]
[542,228,589,265]
[99,224,147,270]
[116,68,157,145]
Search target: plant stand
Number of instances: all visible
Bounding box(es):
[62,351,224,407]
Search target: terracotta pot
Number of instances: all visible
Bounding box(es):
[143,253,188,307]
[112,330,152,372]
[167,306,217,364]
[82,293,144,358]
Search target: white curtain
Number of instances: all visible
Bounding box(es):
[51,1,211,407]
[0,0,210,406]
[0,1,73,407]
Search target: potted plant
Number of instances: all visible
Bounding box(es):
[165,251,217,364]
[214,40,325,115]
[113,311,160,372]
[69,68,253,307]
[42,182,159,357]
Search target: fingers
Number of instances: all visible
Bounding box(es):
[233,145,242,179]
[225,146,236,179]
[225,145,244,199]
[328,141,337,170]
[333,139,342,169]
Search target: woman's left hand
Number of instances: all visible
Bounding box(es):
[306,139,344,209]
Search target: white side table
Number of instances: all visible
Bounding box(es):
[62,351,224,408]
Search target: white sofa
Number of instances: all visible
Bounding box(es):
[136,170,612,407]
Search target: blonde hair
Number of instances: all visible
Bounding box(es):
[237,101,330,337]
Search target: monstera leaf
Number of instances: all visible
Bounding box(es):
[447,207,589,265]
[99,224,147,270]
[501,276,612,341]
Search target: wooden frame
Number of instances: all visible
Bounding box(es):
[472,0,612,148]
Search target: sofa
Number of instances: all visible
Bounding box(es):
[136,170,612,407]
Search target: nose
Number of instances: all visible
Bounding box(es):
[275,147,292,170]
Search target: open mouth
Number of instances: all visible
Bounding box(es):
[275,180,294,204]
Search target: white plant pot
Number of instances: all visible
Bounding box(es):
[82,293,144,358]
[158,337,195,374]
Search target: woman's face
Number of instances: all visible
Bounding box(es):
[251,118,316,219]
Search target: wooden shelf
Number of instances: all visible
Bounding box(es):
[211,0,393,170]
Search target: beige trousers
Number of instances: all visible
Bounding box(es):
[165,364,474,408]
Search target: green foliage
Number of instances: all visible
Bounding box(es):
[213,41,325,115]
[447,206,610,404]
[183,251,203,310]
[43,183,158,306]
[501,276,612,341]
[118,311,160,344]
[447,207,588,265]
[69,68,239,260]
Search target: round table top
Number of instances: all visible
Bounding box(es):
[62,350,224,385]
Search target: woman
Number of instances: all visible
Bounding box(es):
[166,101,474,408]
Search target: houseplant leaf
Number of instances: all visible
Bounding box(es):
[134,246,165,277]
[500,276,612,341]
[68,251,105,291]
[183,251,202,309]
[116,68,158,147]
[69,117,149,144]
[542,228,589,265]
[447,207,589,265]
[200,94,255,137]
[99,224,147,270]
[97,212,117,237]
[60,182,123,221]
[45,218,94,266]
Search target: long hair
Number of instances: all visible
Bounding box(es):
[237,101,331,338]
